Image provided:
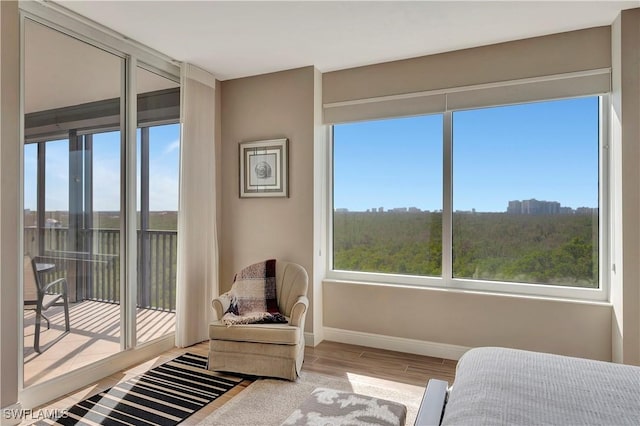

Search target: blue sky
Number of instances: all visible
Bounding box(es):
[334,96,599,212]
[26,97,599,214]
[24,124,180,212]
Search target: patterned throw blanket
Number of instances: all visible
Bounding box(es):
[222,259,288,325]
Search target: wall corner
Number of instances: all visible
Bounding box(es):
[610,7,640,365]
[312,67,326,345]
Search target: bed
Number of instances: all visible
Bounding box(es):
[416,347,640,425]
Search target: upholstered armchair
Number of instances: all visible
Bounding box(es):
[208,261,309,380]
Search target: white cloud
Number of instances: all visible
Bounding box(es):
[163,139,180,155]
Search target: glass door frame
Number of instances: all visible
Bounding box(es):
[19,1,180,397]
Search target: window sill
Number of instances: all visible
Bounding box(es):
[323,274,611,306]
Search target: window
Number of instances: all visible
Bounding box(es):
[331,96,603,297]
[333,115,443,276]
[136,122,180,343]
[452,98,599,288]
[136,66,181,343]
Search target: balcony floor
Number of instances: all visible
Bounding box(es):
[23,300,175,387]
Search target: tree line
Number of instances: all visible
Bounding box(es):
[333,211,597,288]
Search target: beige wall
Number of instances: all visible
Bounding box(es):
[324,282,612,361]
[220,67,318,333]
[610,8,640,365]
[1,0,21,410]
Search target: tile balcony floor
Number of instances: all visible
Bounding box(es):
[23,300,176,387]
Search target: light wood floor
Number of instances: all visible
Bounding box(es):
[304,340,457,386]
[24,340,457,425]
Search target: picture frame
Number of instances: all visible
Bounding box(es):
[239,138,288,198]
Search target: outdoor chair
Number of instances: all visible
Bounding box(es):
[23,255,70,353]
[208,261,309,380]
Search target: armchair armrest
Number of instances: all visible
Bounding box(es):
[212,292,233,320]
[41,277,67,295]
[289,295,309,327]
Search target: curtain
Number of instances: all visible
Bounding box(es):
[175,64,218,347]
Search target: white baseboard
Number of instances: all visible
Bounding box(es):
[323,327,470,360]
[19,334,175,410]
[304,332,316,347]
[1,403,23,426]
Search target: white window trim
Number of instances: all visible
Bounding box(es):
[326,95,609,303]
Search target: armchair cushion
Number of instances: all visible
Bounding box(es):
[209,320,301,345]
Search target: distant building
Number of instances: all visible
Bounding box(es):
[408,207,421,212]
[507,200,522,214]
[507,198,561,215]
[391,207,407,213]
[576,207,598,215]
[378,207,384,213]
[335,208,349,213]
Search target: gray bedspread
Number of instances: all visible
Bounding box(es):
[441,347,640,425]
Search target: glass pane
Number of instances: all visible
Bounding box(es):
[44,139,69,253]
[23,19,123,386]
[24,144,38,257]
[136,67,180,344]
[87,131,121,303]
[452,97,599,288]
[333,114,443,276]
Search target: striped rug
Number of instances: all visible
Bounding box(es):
[38,353,242,425]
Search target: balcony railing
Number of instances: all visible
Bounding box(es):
[24,227,177,311]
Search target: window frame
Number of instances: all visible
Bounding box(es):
[326,95,609,302]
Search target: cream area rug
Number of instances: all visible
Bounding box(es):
[197,370,426,425]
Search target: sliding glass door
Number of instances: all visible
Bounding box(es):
[23,18,124,386]
[22,18,180,387]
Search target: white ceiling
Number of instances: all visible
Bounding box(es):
[57,1,639,81]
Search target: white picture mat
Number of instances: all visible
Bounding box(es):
[247,150,279,188]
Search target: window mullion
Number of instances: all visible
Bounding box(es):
[442,111,453,281]
[37,142,46,256]
[140,127,150,309]
[123,56,138,350]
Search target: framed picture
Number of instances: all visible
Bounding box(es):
[239,138,288,198]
